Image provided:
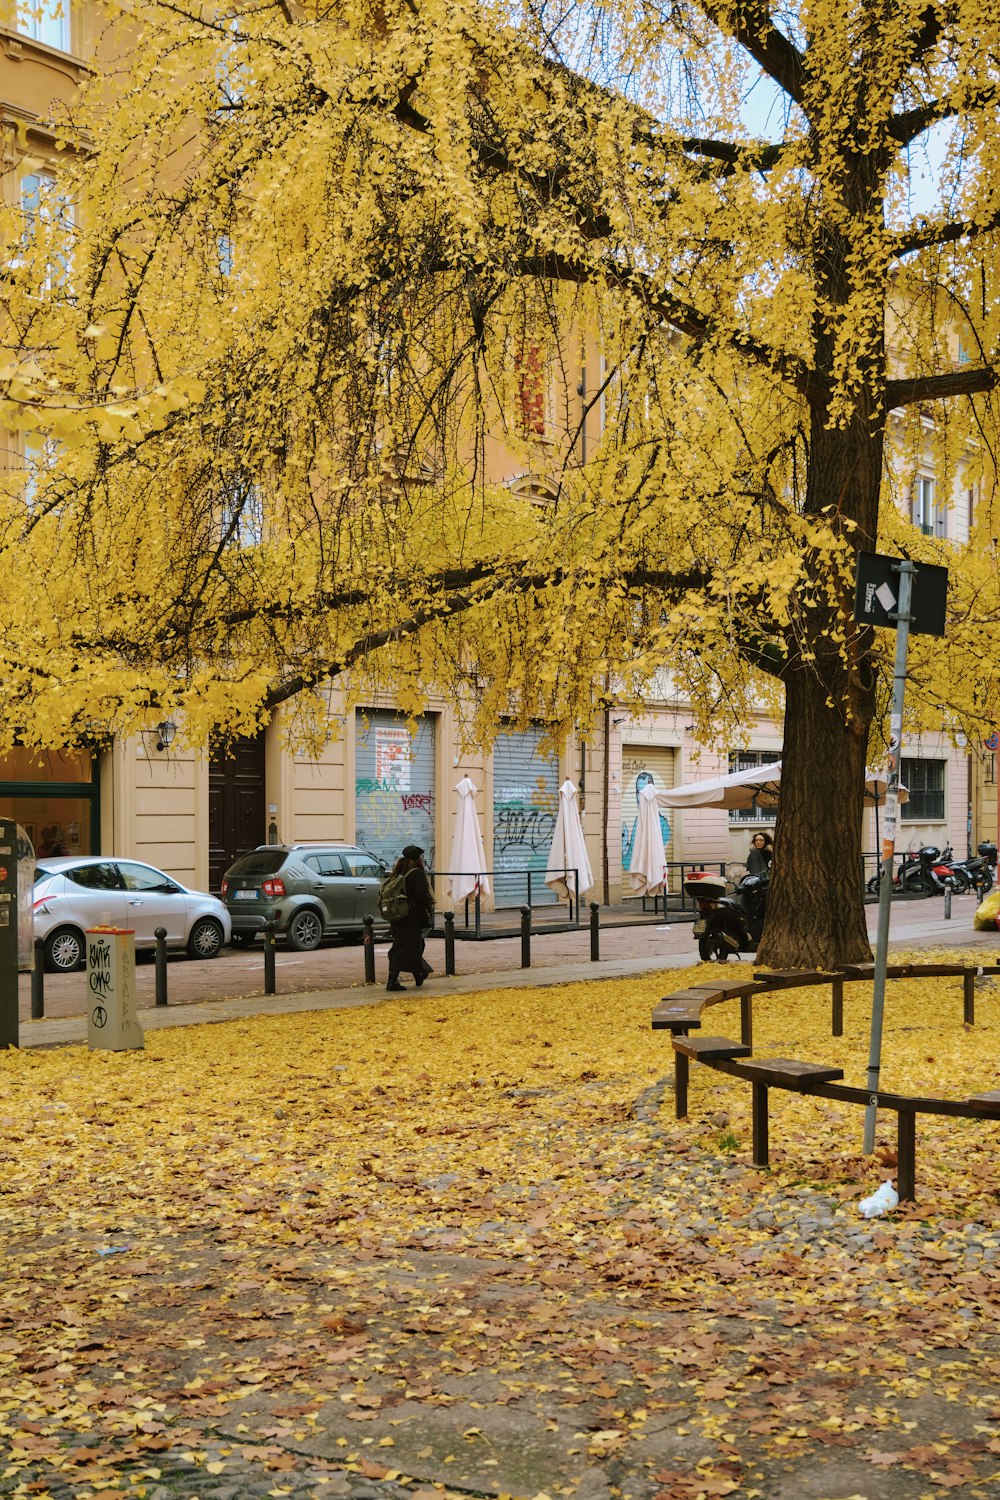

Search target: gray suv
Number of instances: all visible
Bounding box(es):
[220,844,388,950]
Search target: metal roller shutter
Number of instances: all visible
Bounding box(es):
[492,726,560,907]
[621,744,675,876]
[355,710,436,871]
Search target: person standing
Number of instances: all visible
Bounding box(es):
[385,844,435,991]
[746,831,773,878]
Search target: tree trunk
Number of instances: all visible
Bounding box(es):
[756,380,883,969]
[757,665,873,968]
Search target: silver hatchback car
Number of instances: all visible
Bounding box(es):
[33,856,233,972]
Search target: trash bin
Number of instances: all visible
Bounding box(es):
[86,927,145,1051]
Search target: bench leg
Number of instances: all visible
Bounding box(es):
[963,970,975,1026]
[831,977,844,1037]
[675,1049,689,1119]
[751,1081,769,1167]
[897,1107,916,1201]
[740,995,752,1050]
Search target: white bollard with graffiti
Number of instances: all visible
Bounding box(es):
[86,927,145,1051]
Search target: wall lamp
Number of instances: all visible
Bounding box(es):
[155,720,177,752]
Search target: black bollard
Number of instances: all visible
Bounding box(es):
[444,911,456,976]
[264,920,276,995]
[520,906,531,969]
[590,902,600,962]
[31,937,45,1019]
[363,914,376,984]
[154,927,169,1006]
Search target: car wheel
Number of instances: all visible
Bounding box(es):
[230,931,257,947]
[287,908,324,951]
[44,925,86,973]
[698,930,733,962]
[187,917,224,960]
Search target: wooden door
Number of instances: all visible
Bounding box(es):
[209,735,266,892]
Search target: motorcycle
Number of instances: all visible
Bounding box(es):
[866,844,968,896]
[949,841,997,900]
[684,870,769,961]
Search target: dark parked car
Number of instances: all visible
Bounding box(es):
[220,844,389,950]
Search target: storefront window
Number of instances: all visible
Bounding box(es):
[0,748,98,857]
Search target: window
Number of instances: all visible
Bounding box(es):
[900,758,945,821]
[16,1,70,52]
[23,433,60,511]
[66,862,122,891]
[117,862,181,894]
[517,344,546,437]
[911,476,946,538]
[302,853,345,877]
[727,750,781,823]
[21,170,74,289]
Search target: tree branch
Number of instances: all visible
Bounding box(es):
[892,205,1000,259]
[886,365,998,408]
[703,1,808,108]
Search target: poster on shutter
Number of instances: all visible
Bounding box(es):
[375,727,412,790]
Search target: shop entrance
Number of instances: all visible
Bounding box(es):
[208,734,266,891]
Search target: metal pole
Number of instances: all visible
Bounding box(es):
[864,560,913,1154]
[154,927,168,1006]
[264,920,276,996]
[362,915,375,984]
[590,901,600,961]
[444,911,456,975]
[31,938,45,1019]
[520,906,531,968]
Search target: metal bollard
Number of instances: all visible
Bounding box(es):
[444,910,456,975]
[363,915,376,984]
[31,937,45,1019]
[520,906,531,969]
[264,920,276,995]
[944,887,952,920]
[590,902,600,962]
[154,927,169,1005]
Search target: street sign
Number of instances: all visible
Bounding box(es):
[854,552,948,636]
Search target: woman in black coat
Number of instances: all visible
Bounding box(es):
[386,845,435,991]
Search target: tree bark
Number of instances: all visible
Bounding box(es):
[756,374,883,968]
[758,664,873,968]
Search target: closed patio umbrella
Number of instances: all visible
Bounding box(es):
[628,782,666,897]
[545,780,594,902]
[447,776,491,904]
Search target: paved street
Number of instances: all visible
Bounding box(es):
[17,889,1000,1047]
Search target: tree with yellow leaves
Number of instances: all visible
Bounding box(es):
[1,0,998,966]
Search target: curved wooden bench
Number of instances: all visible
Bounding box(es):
[652,962,1000,1199]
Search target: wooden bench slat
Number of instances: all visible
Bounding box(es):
[672,1035,753,1061]
[751,969,835,987]
[651,1004,702,1031]
[738,1056,844,1085]
[967,1090,1000,1110]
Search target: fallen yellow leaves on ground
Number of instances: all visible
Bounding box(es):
[0,958,997,1498]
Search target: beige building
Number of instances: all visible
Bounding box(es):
[1,3,993,904]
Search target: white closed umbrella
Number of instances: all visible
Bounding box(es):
[448,776,491,904]
[545,780,594,902]
[628,782,666,897]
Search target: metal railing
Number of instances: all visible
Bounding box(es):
[431,866,584,932]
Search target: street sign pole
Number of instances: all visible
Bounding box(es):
[863,560,913,1154]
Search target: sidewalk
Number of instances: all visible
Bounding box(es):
[17,889,1000,1049]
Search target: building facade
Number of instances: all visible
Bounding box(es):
[1,4,994,900]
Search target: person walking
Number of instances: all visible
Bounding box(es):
[746,831,773,878]
[384,844,435,992]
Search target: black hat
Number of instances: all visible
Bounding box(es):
[401,844,424,859]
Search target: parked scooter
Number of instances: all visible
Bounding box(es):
[684,870,769,961]
[949,841,997,900]
[867,844,967,896]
